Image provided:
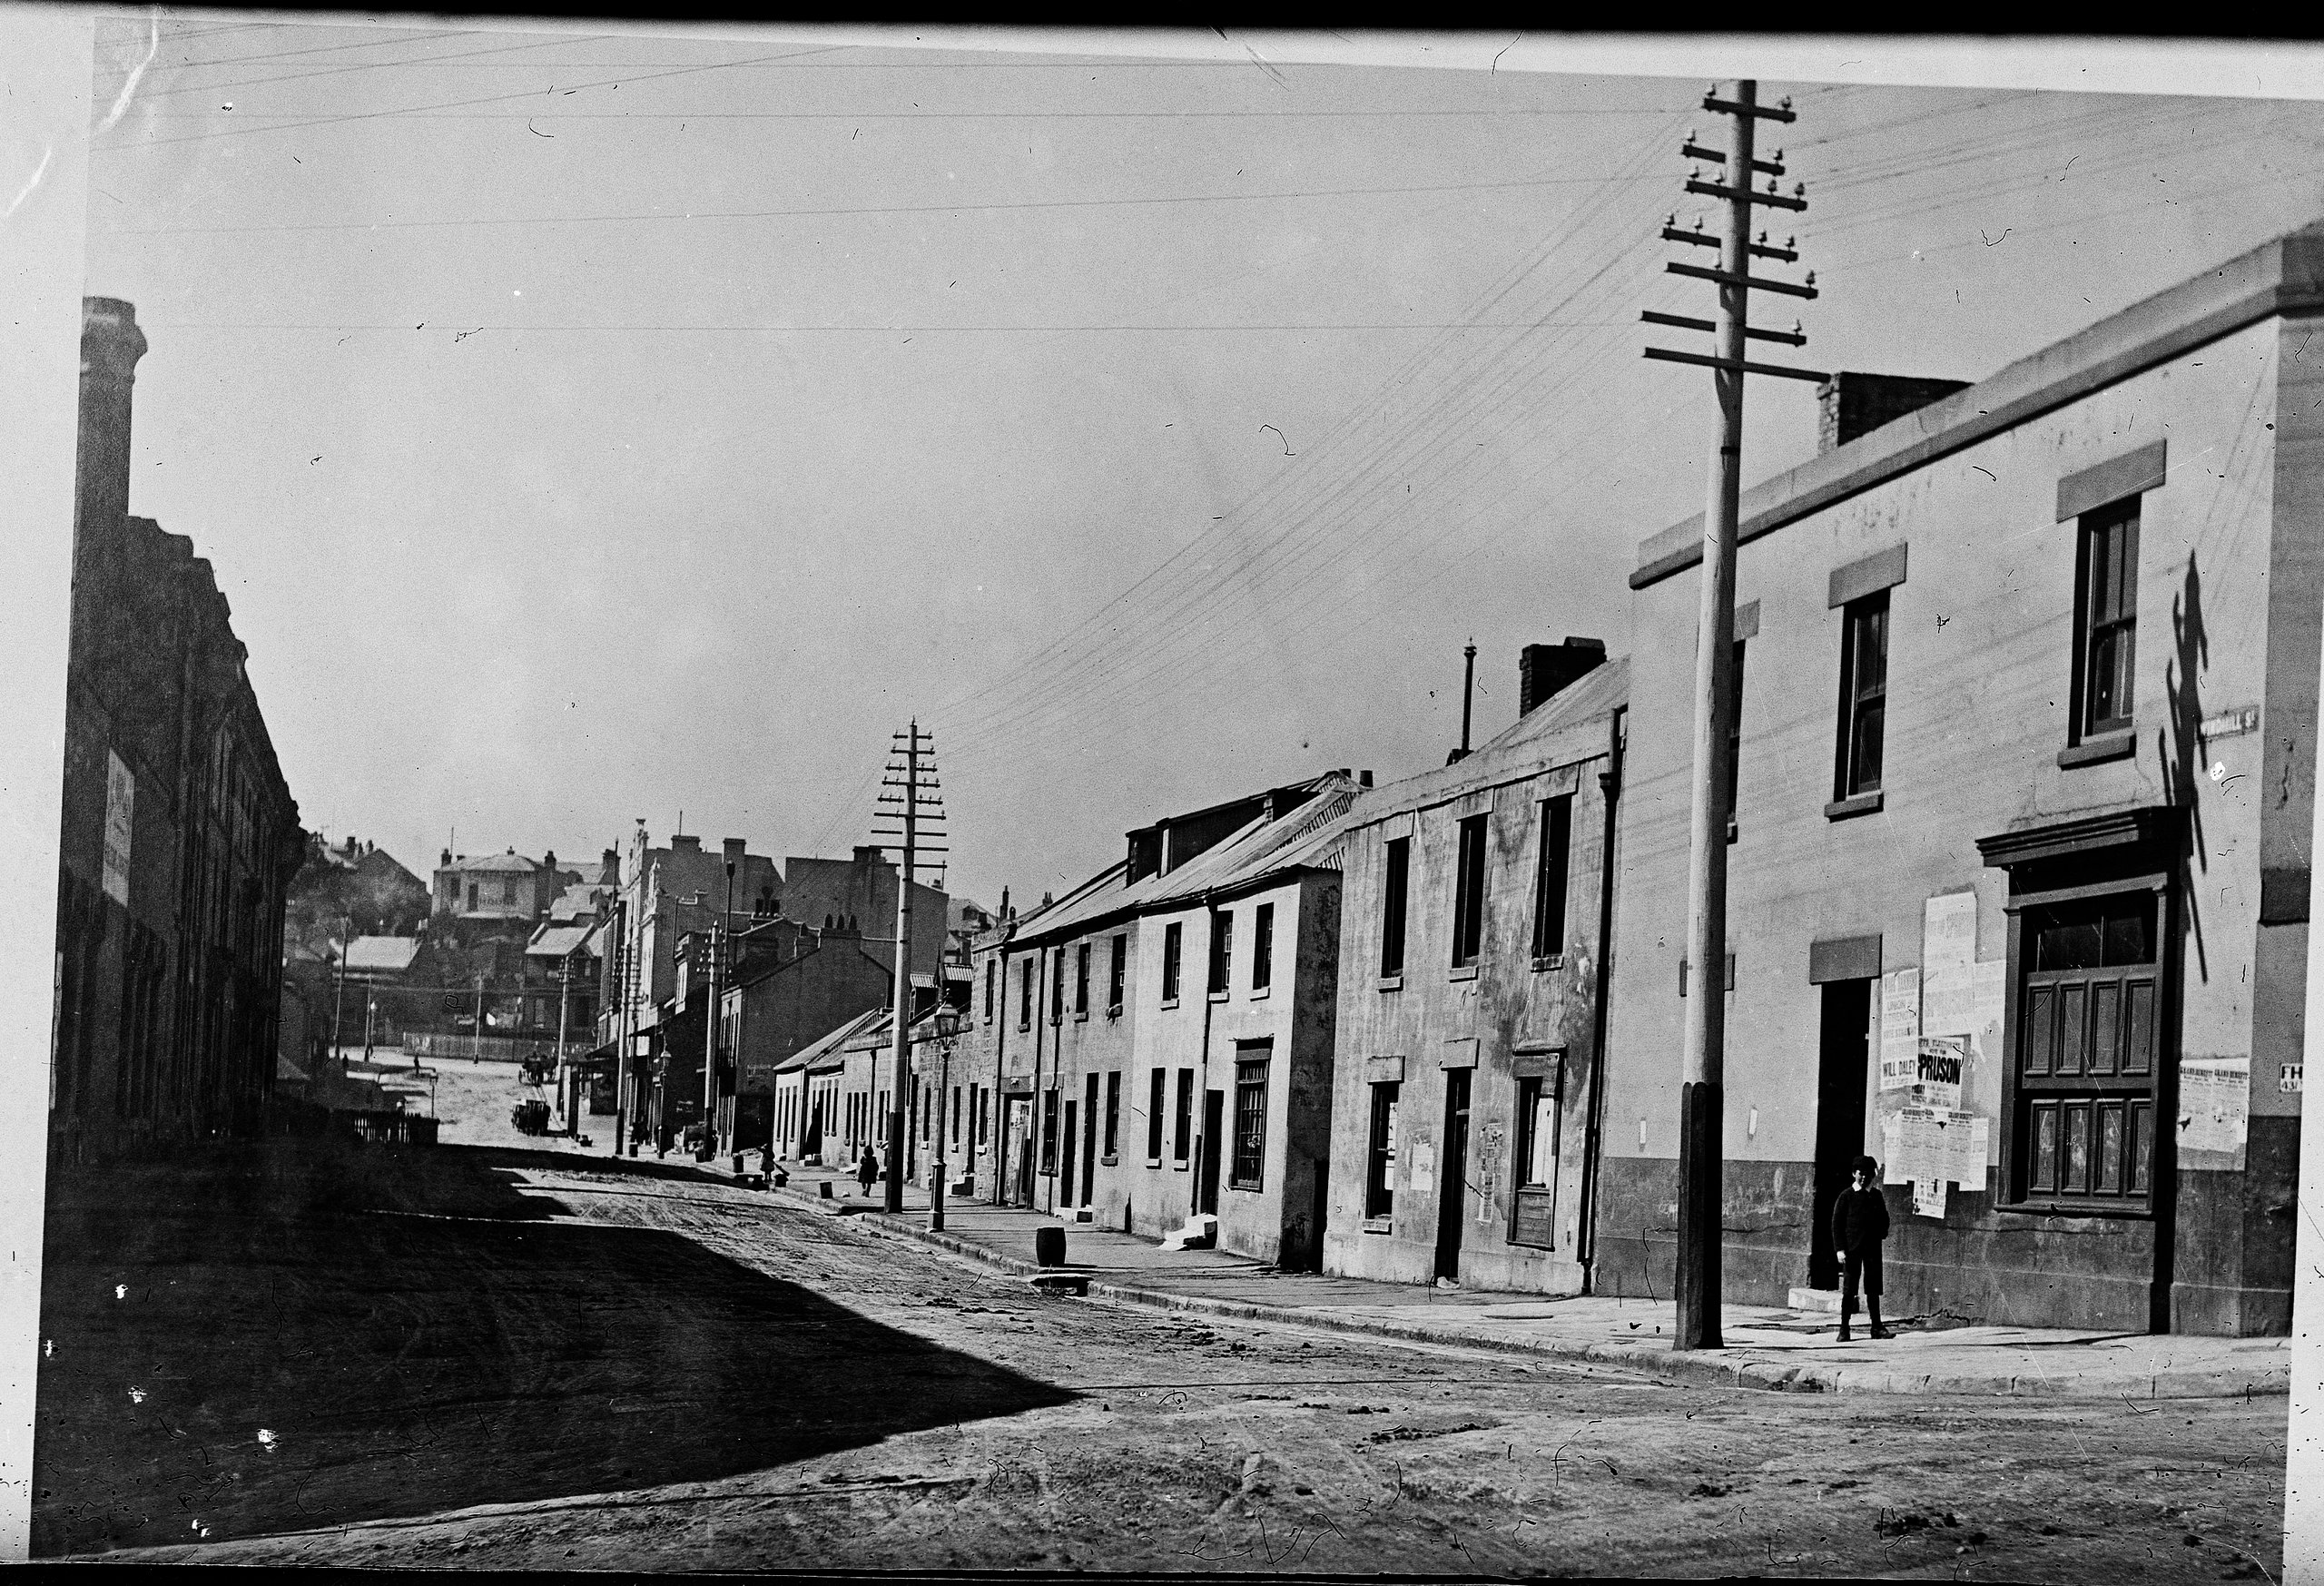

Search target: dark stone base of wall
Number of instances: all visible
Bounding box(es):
[1589,1150,2291,1336]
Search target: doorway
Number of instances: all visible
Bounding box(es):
[1294,1159,1328,1272]
[1434,1068,1472,1283]
[1809,979,1875,1291]
[1004,1096,1033,1207]
[1080,1075,1099,1207]
[1196,1089,1225,1215]
[1059,1099,1078,1212]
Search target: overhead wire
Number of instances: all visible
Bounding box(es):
[932,92,2309,765]
[91,25,488,87]
[927,128,1718,728]
[935,177,1679,752]
[920,87,2081,741]
[94,42,860,153]
[114,32,617,104]
[921,151,1686,726]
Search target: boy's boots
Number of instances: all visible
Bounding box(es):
[1837,1298,1854,1343]
[1868,1297,1892,1340]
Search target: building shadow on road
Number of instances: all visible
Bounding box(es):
[33,1138,1077,1557]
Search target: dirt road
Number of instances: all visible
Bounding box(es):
[35,1128,2282,1578]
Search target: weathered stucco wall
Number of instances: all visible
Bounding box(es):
[1604,310,2310,1334]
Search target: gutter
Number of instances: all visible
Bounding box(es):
[1577,704,1625,1295]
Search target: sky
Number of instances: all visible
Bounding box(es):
[76,19,2324,914]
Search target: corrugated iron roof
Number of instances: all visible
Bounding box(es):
[343,936,421,974]
[527,925,596,959]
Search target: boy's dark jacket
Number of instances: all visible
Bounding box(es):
[1831,1186,1891,1255]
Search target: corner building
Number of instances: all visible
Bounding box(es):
[1600,222,2324,1335]
[51,299,303,1159]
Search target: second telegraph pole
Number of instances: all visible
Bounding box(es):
[876,723,944,1214]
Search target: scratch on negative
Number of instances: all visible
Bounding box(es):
[3,144,54,222]
[94,14,159,137]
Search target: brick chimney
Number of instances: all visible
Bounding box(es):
[76,298,146,569]
[1816,372,1970,455]
[722,837,745,875]
[1518,636,1608,716]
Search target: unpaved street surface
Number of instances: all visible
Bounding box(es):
[36,1128,2284,1578]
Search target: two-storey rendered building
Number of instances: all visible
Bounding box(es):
[1321,644,1626,1294]
[1600,221,2324,1335]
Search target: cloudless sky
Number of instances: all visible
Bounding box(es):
[81,19,2324,911]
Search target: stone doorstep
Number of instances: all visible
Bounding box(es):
[756,1179,2281,1401]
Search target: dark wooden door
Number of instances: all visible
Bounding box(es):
[1434,1069,1472,1282]
[1082,1074,1100,1205]
[1810,979,1873,1291]
[1197,1090,1225,1215]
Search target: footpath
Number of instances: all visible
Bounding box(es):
[728,1158,2289,1403]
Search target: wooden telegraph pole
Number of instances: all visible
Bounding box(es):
[1640,80,1820,1351]
[873,723,947,1215]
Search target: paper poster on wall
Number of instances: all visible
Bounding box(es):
[103,751,135,906]
[1882,1105,1988,1187]
[1923,891,1978,979]
[1878,968,1922,1091]
[1913,1177,1947,1219]
[1476,1121,1504,1223]
[1410,1138,1437,1195]
[1916,1036,1966,1111]
[2178,1057,2250,1159]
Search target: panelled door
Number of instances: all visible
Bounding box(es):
[2012,886,2162,1207]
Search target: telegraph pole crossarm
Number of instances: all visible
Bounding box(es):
[1639,78,1817,1354]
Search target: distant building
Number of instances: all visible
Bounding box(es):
[593,831,781,1150]
[286,832,430,941]
[432,846,574,924]
[783,845,949,981]
[720,918,893,1153]
[51,299,303,1159]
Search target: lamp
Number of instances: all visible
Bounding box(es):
[929,1003,964,1231]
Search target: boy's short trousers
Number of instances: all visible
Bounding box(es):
[1840,1248,1883,1299]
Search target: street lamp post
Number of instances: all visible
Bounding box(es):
[930,1007,961,1231]
[331,914,350,1079]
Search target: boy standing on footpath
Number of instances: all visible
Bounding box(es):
[1833,1154,1893,1343]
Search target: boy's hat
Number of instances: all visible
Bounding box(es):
[1852,1154,1879,1177]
